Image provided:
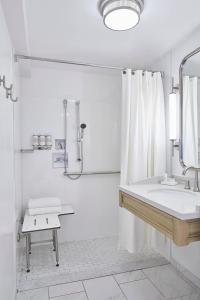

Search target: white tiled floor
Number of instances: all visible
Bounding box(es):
[16,266,200,300]
[16,287,49,300]
[84,276,126,300]
[143,265,194,299]
[114,270,146,284]
[120,278,164,300]
[49,281,84,298]
[50,293,88,300]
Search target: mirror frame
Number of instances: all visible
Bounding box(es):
[179,46,200,169]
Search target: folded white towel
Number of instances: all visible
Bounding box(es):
[28,206,62,216]
[28,197,61,209]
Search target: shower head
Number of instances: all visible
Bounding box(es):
[80,123,87,129]
[80,123,87,139]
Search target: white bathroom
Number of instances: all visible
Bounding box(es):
[1,1,200,299]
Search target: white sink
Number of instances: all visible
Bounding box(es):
[148,188,198,201]
[119,183,200,220]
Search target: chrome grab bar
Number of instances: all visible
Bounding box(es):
[64,171,120,176]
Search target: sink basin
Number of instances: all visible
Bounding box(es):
[146,188,200,215]
[148,188,198,201]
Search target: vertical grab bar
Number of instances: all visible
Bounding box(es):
[63,99,68,172]
[76,101,81,161]
[63,99,83,180]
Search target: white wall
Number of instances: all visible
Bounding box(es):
[0,2,21,299]
[151,26,200,280]
[20,63,121,243]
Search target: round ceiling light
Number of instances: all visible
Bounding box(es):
[99,0,144,31]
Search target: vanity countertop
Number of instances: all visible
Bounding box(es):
[119,183,200,220]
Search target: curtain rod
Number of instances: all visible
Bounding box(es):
[14,54,164,76]
[14,54,124,71]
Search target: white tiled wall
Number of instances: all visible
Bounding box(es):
[0,2,21,299]
[20,64,121,243]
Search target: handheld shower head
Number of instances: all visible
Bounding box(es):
[80,123,86,129]
[80,123,87,139]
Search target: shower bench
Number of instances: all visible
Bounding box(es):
[22,205,74,272]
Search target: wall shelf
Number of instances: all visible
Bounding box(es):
[21,146,52,153]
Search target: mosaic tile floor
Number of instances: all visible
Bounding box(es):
[17,236,168,291]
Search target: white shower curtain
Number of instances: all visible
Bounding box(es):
[119,69,166,253]
[183,76,198,166]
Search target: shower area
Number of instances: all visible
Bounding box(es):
[17,60,167,290]
[20,61,121,242]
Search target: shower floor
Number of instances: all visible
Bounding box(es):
[17,236,168,292]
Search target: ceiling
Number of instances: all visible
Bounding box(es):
[1,0,200,69]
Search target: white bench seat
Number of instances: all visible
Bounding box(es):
[22,204,74,272]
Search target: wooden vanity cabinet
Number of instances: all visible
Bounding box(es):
[119,191,200,246]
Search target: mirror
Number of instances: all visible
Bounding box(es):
[179,47,200,168]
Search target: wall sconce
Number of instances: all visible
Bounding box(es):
[169,78,179,156]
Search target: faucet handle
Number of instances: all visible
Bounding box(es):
[184,180,191,190]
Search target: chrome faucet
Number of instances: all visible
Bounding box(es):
[182,167,200,192]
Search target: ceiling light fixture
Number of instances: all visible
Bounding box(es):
[98,0,144,31]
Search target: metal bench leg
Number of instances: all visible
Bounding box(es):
[28,233,31,254]
[26,234,30,272]
[54,229,59,267]
[52,230,56,251]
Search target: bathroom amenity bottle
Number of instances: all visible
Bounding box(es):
[39,135,46,147]
[32,135,39,148]
[45,135,52,147]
